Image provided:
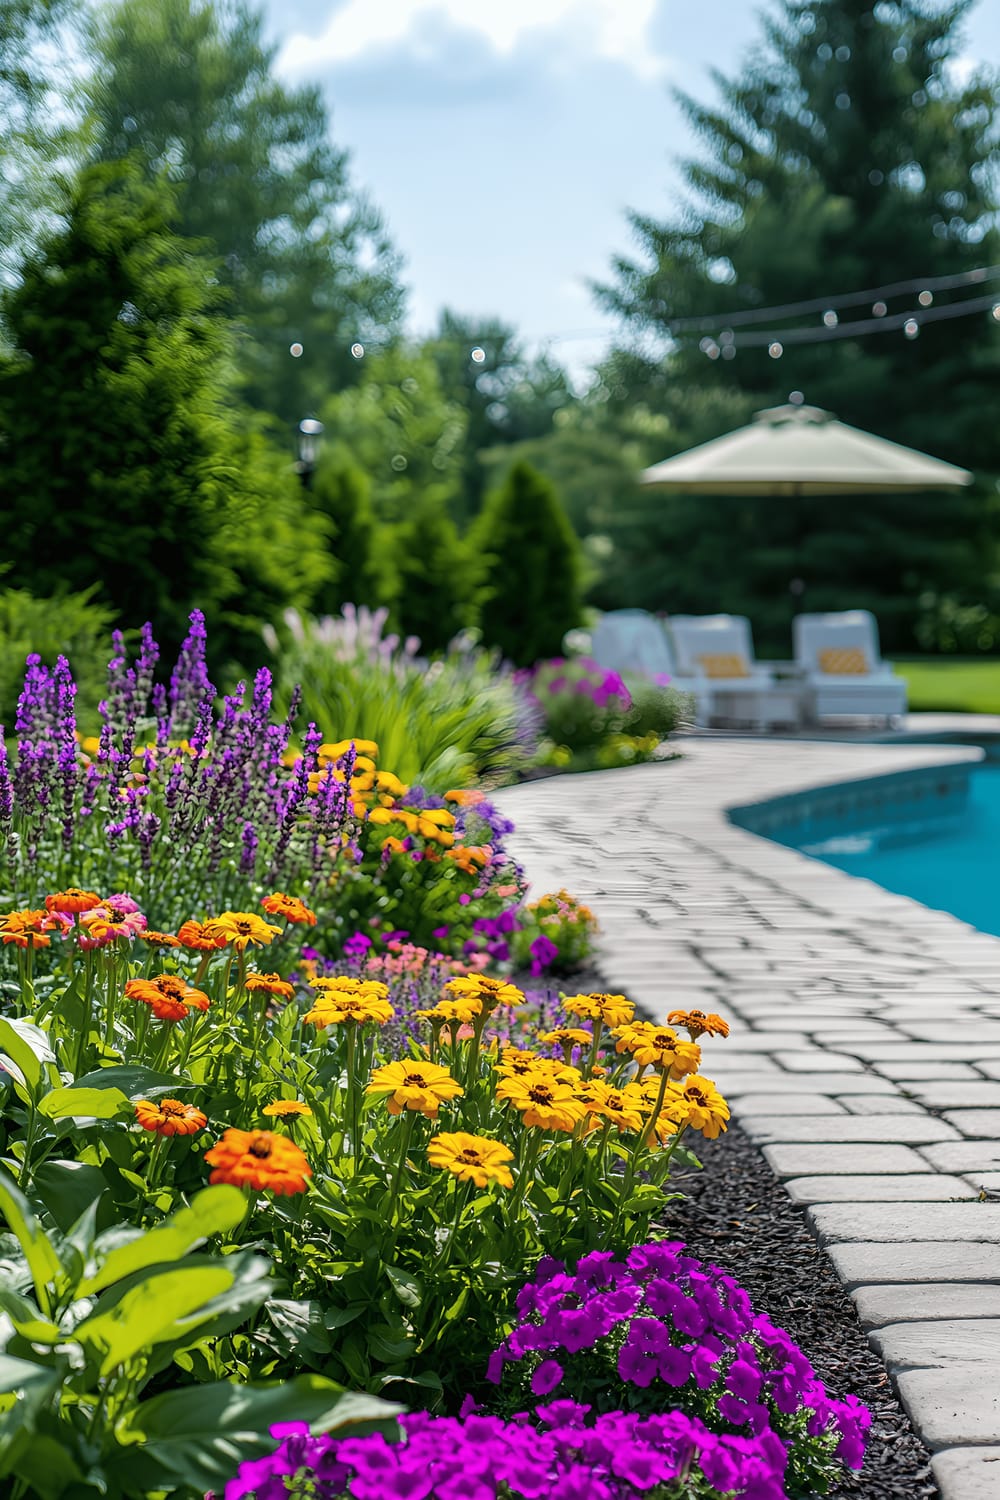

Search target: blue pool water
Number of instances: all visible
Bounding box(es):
[777,763,1000,938]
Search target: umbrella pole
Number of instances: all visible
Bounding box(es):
[788,482,806,624]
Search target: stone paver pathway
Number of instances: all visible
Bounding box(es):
[497,739,1000,1500]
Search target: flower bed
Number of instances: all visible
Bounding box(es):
[0,620,869,1499]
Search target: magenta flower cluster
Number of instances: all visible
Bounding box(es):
[525,657,632,713]
[226,1402,791,1500]
[488,1244,870,1480]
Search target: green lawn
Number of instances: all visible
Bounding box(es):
[890,657,1000,714]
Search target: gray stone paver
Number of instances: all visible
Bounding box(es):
[785,1174,974,1204]
[853,1284,1000,1328]
[495,737,1000,1477]
[810,1203,1000,1243]
[932,1448,1000,1500]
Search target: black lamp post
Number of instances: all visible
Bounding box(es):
[295,417,324,488]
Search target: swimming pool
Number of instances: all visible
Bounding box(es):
[769,759,1000,938]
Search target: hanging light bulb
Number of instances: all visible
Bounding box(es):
[768,341,784,359]
[721,345,736,360]
[470,346,487,364]
[917,290,933,307]
[700,337,721,359]
[289,342,304,357]
[822,309,838,327]
[350,342,365,359]
[903,318,920,340]
[991,304,1000,321]
[872,301,887,317]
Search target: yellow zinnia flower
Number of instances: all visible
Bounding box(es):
[366,1060,464,1118]
[563,992,635,1028]
[495,1073,585,1132]
[262,1099,313,1118]
[612,1022,702,1079]
[304,988,394,1027]
[663,1075,730,1139]
[495,1048,565,1079]
[445,974,524,1012]
[204,912,282,950]
[590,1082,647,1134]
[538,1027,593,1049]
[319,739,379,761]
[427,1131,514,1188]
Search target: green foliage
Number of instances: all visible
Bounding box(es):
[0,1,79,290]
[266,607,533,789]
[87,0,403,426]
[0,1169,396,1497]
[319,344,468,525]
[392,498,477,655]
[0,586,114,732]
[596,0,1000,650]
[0,162,330,661]
[309,458,382,611]
[424,310,576,517]
[475,461,583,666]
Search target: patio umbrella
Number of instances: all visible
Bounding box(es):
[639,402,973,495]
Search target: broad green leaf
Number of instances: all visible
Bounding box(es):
[73,1064,190,1100]
[0,1017,53,1092]
[80,1185,246,1295]
[115,1377,399,1494]
[0,1352,60,1398]
[32,1162,107,1238]
[385,1265,423,1308]
[0,1287,58,1342]
[74,1264,235,1375]
[3,1432,83,1500]
[38,1086,128,1120]
[0,1170,62,1306]
[264,1298,332,1356]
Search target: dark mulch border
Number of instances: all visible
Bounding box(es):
[662,1126,938,1499]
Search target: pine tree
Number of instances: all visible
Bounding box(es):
[392,499,475,655]
[309,458,382,610]
[87,0,403,426]
[0,162,330,654]
[597,0,1000,650]
[475,461,583,666]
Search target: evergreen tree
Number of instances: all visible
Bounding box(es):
[392,499,475,655]
[0,162,330,655]
[474,461,582,666]
[597,0,1000,650]
[424,311,576,518]
[87,0,403,426]
[309,458,382,610]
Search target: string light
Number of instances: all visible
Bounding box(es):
[917,289,934,307]
[350,342,365,359]
[822,309,838,327]
[289,342,304,357]
[470,346,487,364]
[666,261,1000,334]
[700,289,1000,351]
[768,341,784,359]
[903,318,920,339]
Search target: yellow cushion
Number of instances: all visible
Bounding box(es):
[698,652,750,679]
[818,646,869,675]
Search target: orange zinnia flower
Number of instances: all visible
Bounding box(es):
[204,912,281,950]
[667,1009,730,1040]
[134,1098,207,1136]
[139,930,181,948]
[261,893,317,927]
[125,975,210,1022]
[204,1128,312,1195]
[0,910,52,947]
[45,888,102,914]
[177,919,228,952]
[245,972,295,1001]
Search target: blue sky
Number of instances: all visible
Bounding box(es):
[265,1,1000,377]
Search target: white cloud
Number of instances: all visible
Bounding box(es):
[278,0,669,81]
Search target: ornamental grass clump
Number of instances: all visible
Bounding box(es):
[488,1243,871,1498]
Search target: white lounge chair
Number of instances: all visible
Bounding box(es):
[793,610,907,726]
[590,610,706,721]
[668,614,802,730]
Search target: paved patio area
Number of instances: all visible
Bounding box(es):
[497,739,1000,1500]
